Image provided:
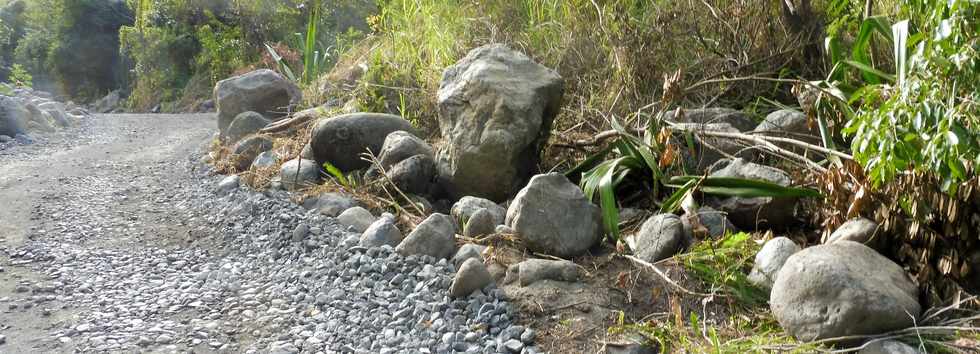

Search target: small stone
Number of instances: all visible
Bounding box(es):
[518,259,579,286]
[337,207,377,233]
[858,340,922,354]
[396,213,456,259]
[217,175,240,193]
[631,214,686,263]
[520,328,536,344]
[360,215,402,248]
[292,224,310,242]
[503,338,524,353]
[463,208,496,237]
[827,218,880,247]
[138,336,153,346]
[449,258,493,298]
[156,334,174,344]
[451,244,486,268]
[747,237,800,290]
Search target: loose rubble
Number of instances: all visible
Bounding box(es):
[1,114,538,353]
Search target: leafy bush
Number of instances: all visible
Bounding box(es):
[8,63,30,87]
[120,26,194,109]
[817,0,979,193]
[195,19,246,84]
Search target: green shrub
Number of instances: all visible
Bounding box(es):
[818,0,979,193]
[119,25,193,110]
[195,19,246,84]
[8,63,30,87]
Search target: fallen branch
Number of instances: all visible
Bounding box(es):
[261,111,317,134]
[556,123,852,173]
[360,151,426,218]
[623,255,712,297]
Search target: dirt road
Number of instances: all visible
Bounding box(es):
[0,114,215,353]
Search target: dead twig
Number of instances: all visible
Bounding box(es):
[622,255,712,297]
[360,151,426,218]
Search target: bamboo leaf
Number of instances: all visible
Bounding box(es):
[598,159,622,240]
[565,143,615,183]
[843,60,896,83]
[661,178,697,213]
[322,162,349,187]
[892,20,909,86]
[667,176,822,198]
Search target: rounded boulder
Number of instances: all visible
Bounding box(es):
[310,113,415,172]
[771,241,921,342]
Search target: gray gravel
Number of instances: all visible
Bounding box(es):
[0,113,539,353]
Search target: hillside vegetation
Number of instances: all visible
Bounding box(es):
[2,0,978,352]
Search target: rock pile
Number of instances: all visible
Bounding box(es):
[201,44,933,352]
[214,69,301,137]
[1,86,89,146]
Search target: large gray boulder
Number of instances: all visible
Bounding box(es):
[771,241,921,342]
[214,69,301,135]
[437,44,564,202]
[278,158,321,190]
[378,131,433,169]
[310,113,415,172]
[506,173,602,258]
[707,158,798,230]
[747,237,800,291]
[674,122,751,173]
[666,107,756,132]
[754,109,820,144]
[632,214,687,263]
[396,213,457,259]
[224,111,271,143]
[0,96,29,137]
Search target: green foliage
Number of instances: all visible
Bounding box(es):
[569,118,665,241]
[264,0,342,85]
[569,117,821,242]
[8,63,30,87]
[119,25,194,109]
[9,0,130,98]
[11,28,50,75]
[664,176,822,199]
[322,161,351,187]
[677,232,767,306]
[195,20,246,83]
[610,312,816,353]
[608,232,817,352]
[818,0,979,193]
